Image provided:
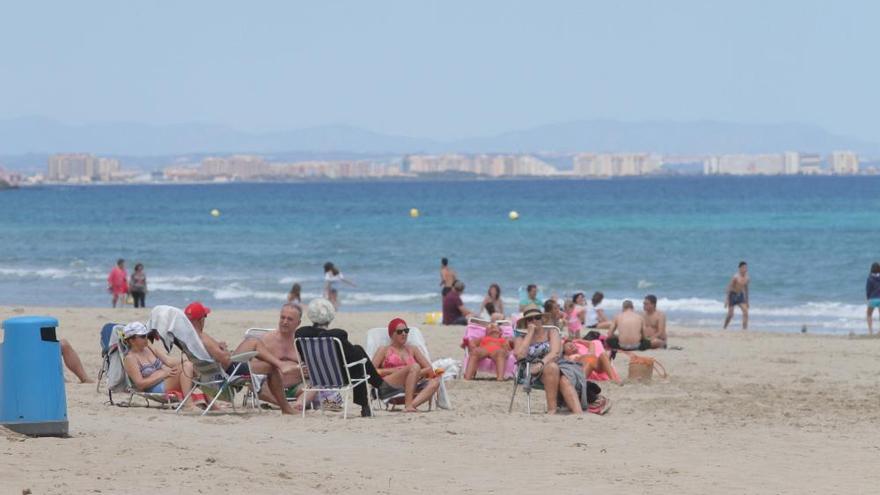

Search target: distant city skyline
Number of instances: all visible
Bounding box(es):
[1,1,879,143]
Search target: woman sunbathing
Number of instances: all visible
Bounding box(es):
[562,339,622,385]
[120,322,199,409]
[372,318,441,412]
[513,305,583,415]
[463,322,511,380]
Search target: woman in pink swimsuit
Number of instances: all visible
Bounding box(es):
[371,318,440,412]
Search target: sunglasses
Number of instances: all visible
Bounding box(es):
[526,315,543,322]
[394,328,410,335]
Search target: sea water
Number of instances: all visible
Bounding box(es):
[0,176,877,334]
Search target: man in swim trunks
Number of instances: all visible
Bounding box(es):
[723,261,750,330]
[247,303,308,408]
[642,294,667,349]
[606,300,650,351]
[185,301,296,415]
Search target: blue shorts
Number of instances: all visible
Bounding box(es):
[146,381,166,394]
[869,299,880,309]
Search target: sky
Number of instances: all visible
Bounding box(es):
[1,0,878,142]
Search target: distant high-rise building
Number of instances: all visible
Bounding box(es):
[47,153,120,181]
[405,154,555,176]
[703,153,802,175]
[829,151,859,175]
[573,153,662,177]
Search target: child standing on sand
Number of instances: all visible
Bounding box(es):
[107,258,128,308]
[323,262,355,309]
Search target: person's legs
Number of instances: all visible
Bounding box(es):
[409,378,440,411]
[265,369,295,414]
[740,304,749,330]
[558,376,583,414]
[597,353,622,384]
[491,349,508,380]
[541,361,560,414]
[111,293,118,308]
[464,348,488,380]
[60,339,92,383]
[403,363,421,410]
[724,303,734,329]
[868,306,875,335]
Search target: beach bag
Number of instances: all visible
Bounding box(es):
[627,354,667,382]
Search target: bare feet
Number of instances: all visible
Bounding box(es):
[404,407,419,413]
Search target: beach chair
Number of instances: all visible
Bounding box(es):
[365,327,451,411]
[462,317,516,380]
[147,305,261,415]
[508,325,561,415]
[294,335,369,419]
[96,322,119,394]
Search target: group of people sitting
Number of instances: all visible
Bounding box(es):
[445,282,668,350]
[117,298,440,417]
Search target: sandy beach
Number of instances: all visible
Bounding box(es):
[2,305,879,494]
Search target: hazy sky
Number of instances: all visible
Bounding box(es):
[1,1,877,141]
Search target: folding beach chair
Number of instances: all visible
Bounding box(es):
[462,317,516,379]
[365,327,451,411]
[96,322,119,393]
[147,305,261,415]
[294,336,369,419]
[508,325,561,415]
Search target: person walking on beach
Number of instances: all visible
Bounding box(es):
[440,257,457,297]
[723,261,750,330]
[107,258,128,308]
[129,263,147,308]
[865,262,880,334]
[323,262,355,309]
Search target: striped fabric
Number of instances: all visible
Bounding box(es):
[297,337,347,388]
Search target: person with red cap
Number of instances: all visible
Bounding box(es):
[371,317,441,412]
[184,301,297,415]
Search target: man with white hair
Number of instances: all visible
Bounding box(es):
[295,298,404,417]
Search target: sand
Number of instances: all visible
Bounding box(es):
[1,305,879,494]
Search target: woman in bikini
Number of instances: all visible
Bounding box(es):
[120,322,199,409]
[513,305,583,414]
[562,339,622,385]
[463,322,511,380]
[371,318,441,412]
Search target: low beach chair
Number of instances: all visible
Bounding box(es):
[96,322,119,394]
[147,305,261,415]
[462,317,516,379]
[365,327,451,410]
[508,325,561,415]
[294,335,369,419]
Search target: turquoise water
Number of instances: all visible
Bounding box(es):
[0,177,877,333]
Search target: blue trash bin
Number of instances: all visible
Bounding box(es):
[0,316,69,436]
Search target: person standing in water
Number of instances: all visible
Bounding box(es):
[324,262,355,309]
[129,263,147,308]
[107,258,128,308]
[723,261,750,330]
[439,257,457,297]
[865,262,880,334]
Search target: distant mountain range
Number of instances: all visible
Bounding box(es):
[1,116,878,164]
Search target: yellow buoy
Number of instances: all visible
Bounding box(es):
[508,210,519,220]
[410,208,420,218]
[210,208,221,217]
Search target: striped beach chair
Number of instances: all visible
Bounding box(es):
[295,336,369,419]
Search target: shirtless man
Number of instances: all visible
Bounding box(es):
[723,261,750,330]
[184,301,296,415]
[642,294,667,349]
[248,304,310,409]
[440,257,457,297]
[606,300,649,351]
